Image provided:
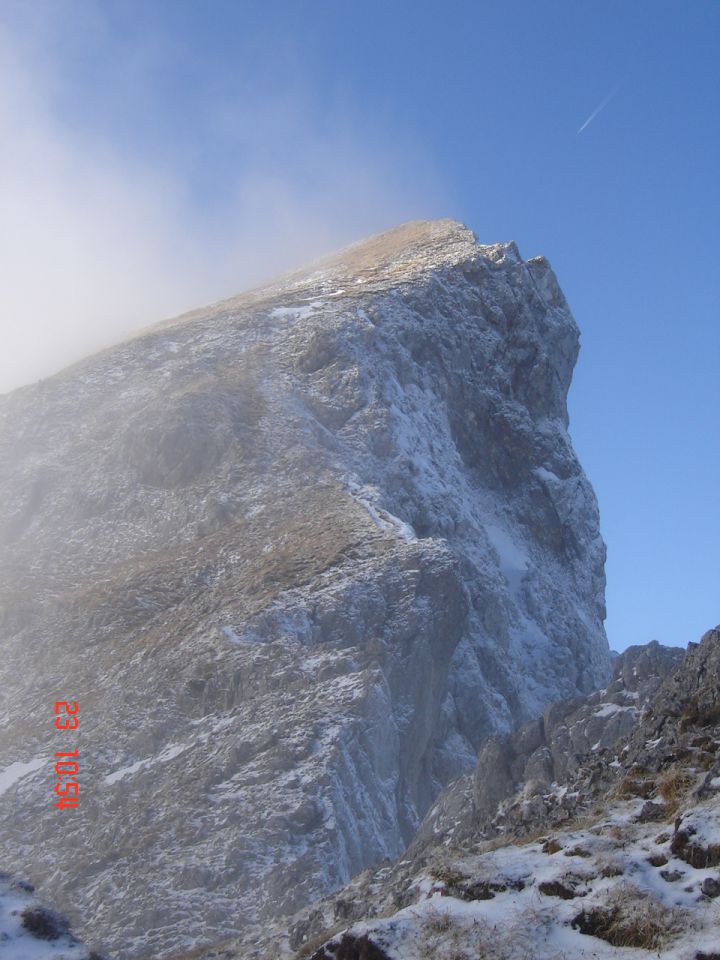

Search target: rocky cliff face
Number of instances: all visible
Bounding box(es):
[410,640,685,850]
[272,629,720,960]
[0,219,609,958]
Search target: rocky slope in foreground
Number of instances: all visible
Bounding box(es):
[258,628,720,960]
[0,220,609,958]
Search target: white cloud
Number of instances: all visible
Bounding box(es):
[0,11,445,393]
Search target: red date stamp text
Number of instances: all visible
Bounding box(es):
[54,700,79,810]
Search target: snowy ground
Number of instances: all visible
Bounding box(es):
[313,794,720,960]
[0,873,96,959]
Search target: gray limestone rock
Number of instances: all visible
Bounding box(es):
[413,639,684,854]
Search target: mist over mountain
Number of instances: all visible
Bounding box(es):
[0,220,610,958]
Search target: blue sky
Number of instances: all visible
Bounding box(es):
[0,1,717,651]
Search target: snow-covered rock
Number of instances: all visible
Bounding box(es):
[303,800,720,960]
[0,872,102,960]
[269,627,720,960]
[0,219,609,957]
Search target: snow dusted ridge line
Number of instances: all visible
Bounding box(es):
[0,218,608,957]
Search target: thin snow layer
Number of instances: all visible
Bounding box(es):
[338,796,720,960]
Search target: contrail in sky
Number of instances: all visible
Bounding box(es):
[577,81,623,134]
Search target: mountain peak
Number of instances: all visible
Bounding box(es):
[0,219,607,958]
[306,218,486,278]
[173,219,520,330]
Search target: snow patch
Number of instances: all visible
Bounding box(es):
[270,300,325,323]
[0,874,89,959]
[485,523,528,593]
[105,743,188,785]
[0,758,44,797]
[347,480,416,541]
[222,625,242,644]
[593,702,636,719]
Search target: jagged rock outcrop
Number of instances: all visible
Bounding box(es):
[411,639,684,848]
[276,629,720,960]
[0,219,609,958]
